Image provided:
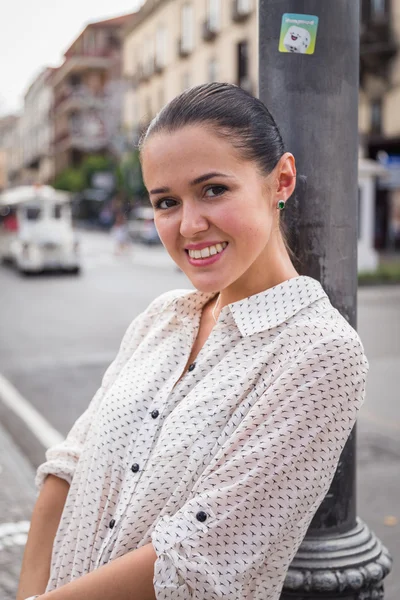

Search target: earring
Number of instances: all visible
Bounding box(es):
[277,200,285,210]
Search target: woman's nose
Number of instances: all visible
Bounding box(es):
[179,203,209,238]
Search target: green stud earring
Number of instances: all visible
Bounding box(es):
[277,200,285,210]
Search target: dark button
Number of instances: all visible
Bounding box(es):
[151,409,159,419]
[196,511,207,523]
[109,519,116,529]
[131,463,140,473]
[188,363,196,372]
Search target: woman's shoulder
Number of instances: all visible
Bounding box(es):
[282,297,369,371]
[145,288,195,316]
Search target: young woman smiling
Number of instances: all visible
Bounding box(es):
[18,83,368,600]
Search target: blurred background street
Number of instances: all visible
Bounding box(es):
[0,230,399,599]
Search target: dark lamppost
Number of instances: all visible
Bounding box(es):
[258,1,392,598]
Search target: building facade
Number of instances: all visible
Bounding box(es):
[21,67,55,184]
[52,13,135,176]
[0,115,23,189]
[359,0,400,251]
[123,0,257,139]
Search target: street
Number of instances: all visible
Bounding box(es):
[0,230,399,599]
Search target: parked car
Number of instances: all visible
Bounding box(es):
[0,185,80,275]
[127,206,161,245]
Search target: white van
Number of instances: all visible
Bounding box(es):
[0,185,80,274]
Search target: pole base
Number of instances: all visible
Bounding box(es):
[281,519,392,600]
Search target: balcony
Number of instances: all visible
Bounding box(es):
[154,57,165,74]
[202,19,219,42]
[54,86,106,115]
[360,11,397,85]
[53,109,109,155]
[232,0,252,23]
[177,37,192,58]
[52,55,112,88]
[137,57,155,82]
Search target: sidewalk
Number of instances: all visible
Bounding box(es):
[0,422,36,600]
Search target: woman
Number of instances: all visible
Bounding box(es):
[18,83,368,600]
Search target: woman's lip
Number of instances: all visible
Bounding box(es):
[184,241,228,251]
[186,244,228,267]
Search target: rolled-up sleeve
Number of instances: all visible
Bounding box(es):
[151,335,369,600]
[35,290,181,491]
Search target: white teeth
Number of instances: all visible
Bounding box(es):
[188,242,228,259]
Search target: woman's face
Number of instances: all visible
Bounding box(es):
[141,125,294,297]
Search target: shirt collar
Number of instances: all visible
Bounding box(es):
[170,276,327,337]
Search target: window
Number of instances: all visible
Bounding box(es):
[156,25,167,68]
[54,204,62,219]
[208,57,218,82]
[371,99,382,134]
[181,3,194,53]
[208,0,221,31]
[238,0,251,11]
[237,40,249,88]
[25,206,41,220]
[371,0,387,17]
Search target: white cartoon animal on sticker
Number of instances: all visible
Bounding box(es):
[283,25,311,53]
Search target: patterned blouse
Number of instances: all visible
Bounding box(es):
[36,275,368,600]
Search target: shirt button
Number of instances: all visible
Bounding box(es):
[131,463,140,473]
[151,409,159,419]
[188,363,196,372]
[109,519,116,529]
[196,511,207,523]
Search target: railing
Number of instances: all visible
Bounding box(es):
[202,19,218,42]
[177,37,192,58]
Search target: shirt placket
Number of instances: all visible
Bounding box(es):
[94,322,197,567]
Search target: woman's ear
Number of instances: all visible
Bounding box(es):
[276,153,296,200]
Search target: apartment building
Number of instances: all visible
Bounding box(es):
[123,0,257,138]
[21,67,55,184]
[52,12,136,176]
[0,115,23,189]
[359,0,400,250]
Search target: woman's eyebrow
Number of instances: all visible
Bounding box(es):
[149,172,232,195]
[190,172,232,185]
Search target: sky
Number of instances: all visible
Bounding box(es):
[0,0,143,116]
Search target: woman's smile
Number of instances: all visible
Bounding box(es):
[185,241,228,266]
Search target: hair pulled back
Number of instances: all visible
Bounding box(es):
[139,82,285,177]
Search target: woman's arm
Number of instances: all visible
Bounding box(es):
[26,543,158,600]
[17,475,70,600]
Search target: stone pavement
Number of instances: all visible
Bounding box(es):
[0,422,36,600]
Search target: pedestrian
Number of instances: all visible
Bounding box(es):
[18,83,368,600]
[111,211,130,255]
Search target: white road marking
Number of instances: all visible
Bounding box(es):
[0,373,63,449]
[0,521,30,551]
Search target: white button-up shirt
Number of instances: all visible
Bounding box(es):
[36,276,368,600]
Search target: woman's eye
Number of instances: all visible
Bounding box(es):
[155,198,177,210]
[205,185,227,198]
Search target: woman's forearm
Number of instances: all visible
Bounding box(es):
[36,542,158,600]
[17,474,70,600]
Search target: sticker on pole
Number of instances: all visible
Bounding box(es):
[279,13,319,55]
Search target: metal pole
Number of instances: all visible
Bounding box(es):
[258,1,392,598]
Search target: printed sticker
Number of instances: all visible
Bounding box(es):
[279,13,319,55]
